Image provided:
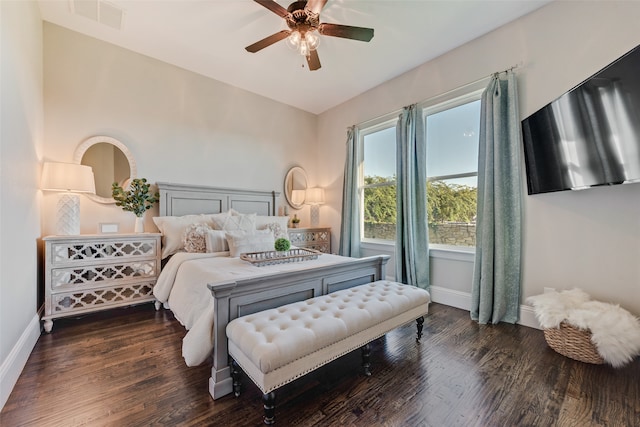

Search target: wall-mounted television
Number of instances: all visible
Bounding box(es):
[521,44,640,195]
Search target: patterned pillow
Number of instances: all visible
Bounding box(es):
[261,222,288,239]
[182,223,212,253]
[211,211,256,232]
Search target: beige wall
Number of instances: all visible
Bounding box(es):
[0,0,43,409]
[42,23,319,235]
[318,1,640,315]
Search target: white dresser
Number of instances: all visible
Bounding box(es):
[42,233,161,332]
[288,227,331,254]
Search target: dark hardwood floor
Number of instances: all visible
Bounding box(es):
[2,303,638,426]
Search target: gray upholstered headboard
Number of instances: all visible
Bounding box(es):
[156,182,279,217]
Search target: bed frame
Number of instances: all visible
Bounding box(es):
[156,182,390,400]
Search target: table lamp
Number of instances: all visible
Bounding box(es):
[305,187,325,227]
[41,162,95,235]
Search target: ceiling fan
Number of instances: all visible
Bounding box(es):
[245,0,374,71]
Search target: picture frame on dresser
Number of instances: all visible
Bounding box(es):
[42,233,161,332]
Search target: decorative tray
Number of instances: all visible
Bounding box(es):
[240,248,321,267]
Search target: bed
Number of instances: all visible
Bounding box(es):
[154,182,390,400]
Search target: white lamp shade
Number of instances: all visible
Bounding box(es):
[305,187,325,205]
[41,162,95,194]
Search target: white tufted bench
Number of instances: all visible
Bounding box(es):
[226,280,431,424]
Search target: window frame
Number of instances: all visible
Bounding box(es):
[358,117,399,245]
[357,81,487,255]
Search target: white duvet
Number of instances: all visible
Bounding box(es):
[153,252,353,366]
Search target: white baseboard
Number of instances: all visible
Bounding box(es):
[429,285,541,330]
[0,314,41,411]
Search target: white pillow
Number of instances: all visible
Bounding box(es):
[183,223,211,253]
[211,211,256,232]
[153,214,212,258]
[225,229,274,257]
[205,229,229,253]
[255,215,290,239]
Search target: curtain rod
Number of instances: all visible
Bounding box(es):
[353,61,523,129]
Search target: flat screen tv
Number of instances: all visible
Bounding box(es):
[521,44,640,195]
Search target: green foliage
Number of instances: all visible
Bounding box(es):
[427,181,477,224]
[291,214,300,224]
[112,178,159,217]
[274,238,291,252]
[363,176,396,224]
[362,176,477,226]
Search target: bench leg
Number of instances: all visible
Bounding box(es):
[361,343,372,376]
[416,316,425,342]
[231,358,241,397]
[263,391,276,425]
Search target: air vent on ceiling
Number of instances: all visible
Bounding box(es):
[70,0,124,30]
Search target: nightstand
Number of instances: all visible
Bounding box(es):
[42,233,161,332]
[288,227,331,253]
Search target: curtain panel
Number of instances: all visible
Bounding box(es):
[471,71,523,324]
[339,126,361,257]
[395,105,430,289]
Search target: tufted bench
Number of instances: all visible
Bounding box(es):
[226,280,431,424]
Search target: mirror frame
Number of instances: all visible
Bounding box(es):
[284,166,308,209]
[73,135,137,204]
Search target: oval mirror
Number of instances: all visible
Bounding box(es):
[73,136,137,204]
[284,166,307,209]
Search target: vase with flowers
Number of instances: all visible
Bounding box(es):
[112,178,159,233]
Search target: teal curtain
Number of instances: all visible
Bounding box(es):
[339,126,361,257]
[471,71,523,324]
[395,105,429,289]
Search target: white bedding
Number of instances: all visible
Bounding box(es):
[153,252,355,366]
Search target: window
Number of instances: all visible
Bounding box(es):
[359,89,482,248]
[424,92,482,247]
[361,121,397,241]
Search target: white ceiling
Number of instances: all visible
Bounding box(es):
[38,0,552,114]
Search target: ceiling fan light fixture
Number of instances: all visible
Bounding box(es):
[286,29,320,57]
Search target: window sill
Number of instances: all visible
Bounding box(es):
[360,240,475,262]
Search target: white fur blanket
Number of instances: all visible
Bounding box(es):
[527,289,640,368]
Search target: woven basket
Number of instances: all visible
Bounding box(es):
[543,322,604,364]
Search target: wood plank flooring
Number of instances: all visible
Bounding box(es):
[2,303,638,426]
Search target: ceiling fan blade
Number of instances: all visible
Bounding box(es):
[305,0,328,15]
[318,23,374,42]
[306,50,321,71]
[253,0,290,18]
[245,30,291,53]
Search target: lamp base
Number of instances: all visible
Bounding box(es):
[310,205,320,227]
[56,193,80,235]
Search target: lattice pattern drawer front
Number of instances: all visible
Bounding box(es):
[50,260,158,290]
[50,282,154,314]
[290,231,328,244]
[51,239,158,264]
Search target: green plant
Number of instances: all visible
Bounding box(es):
[274,238,291,252]
[291,214,300,224]
[112,178,159,217]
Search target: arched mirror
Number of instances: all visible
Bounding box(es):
[284,166,307,209]
[73,136,137,204]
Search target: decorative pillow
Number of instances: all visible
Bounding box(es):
[261,222,288,240]
[212,211,256,232]
[153,214,212,259]
[225,229,274,257]
[182,223,212,253]
[255,215,290,238]
[204,229,229,253]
